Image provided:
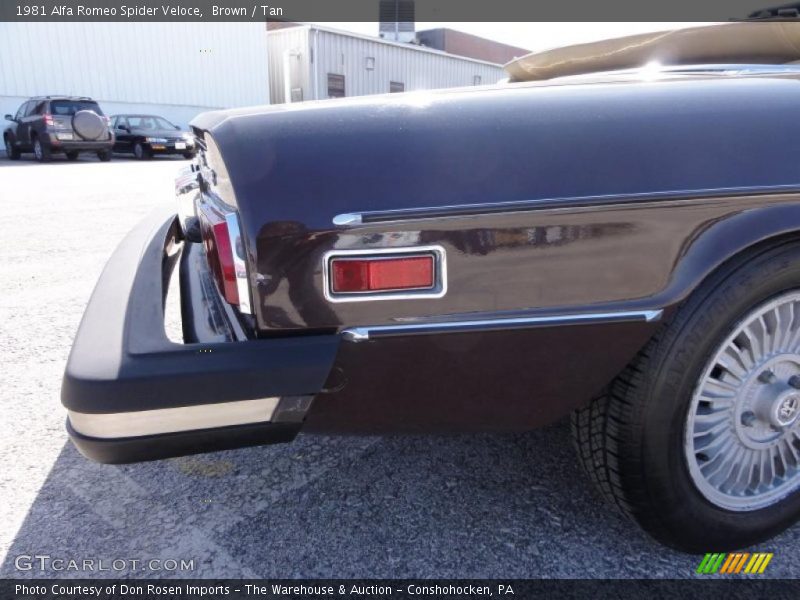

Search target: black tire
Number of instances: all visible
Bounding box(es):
[183,151,196,159]
[66,151,79,161]
[4,135,21,160]
[97,150,111,162]
[33,136,51,163]
[572,241,800,552]
[133,143,151,160]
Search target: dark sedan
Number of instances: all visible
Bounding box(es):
[111,114,196,159]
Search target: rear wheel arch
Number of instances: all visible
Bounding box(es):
[659,203,800,312]
[681,230,800,311]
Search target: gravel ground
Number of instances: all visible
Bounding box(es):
[1,154,799,579]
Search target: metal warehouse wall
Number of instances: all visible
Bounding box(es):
[267,26,505,104]
[267,26,311,104]
[0,23,269,127]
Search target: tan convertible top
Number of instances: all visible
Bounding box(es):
[504,22,800,82]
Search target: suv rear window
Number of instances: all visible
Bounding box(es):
[49,100,103,116]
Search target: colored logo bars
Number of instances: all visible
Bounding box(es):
[696,553,773,574]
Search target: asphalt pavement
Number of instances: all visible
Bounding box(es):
[1,153,799,579]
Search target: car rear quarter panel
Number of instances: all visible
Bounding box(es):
[195,75,800,432]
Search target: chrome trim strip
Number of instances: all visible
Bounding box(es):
[331,184,800,226]
[342,309,663,342]
[322,245,447,303]
[225,212,252,315]
[68,397,280,439]
[174,165,199,237]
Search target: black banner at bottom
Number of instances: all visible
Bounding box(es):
[3,579,800,600]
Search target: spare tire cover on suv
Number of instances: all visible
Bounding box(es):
[72,110,106,141]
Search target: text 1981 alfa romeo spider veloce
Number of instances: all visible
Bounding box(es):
[62,22,800,552]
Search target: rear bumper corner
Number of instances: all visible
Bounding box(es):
[61,207,340,463]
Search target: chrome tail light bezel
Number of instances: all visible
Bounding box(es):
[224,212,252,315]
[322,245,448,303]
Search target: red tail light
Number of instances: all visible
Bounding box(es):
[197,204,251,311]
[331,256,434,293]
[208,220,239,305]
[43,113,54,126]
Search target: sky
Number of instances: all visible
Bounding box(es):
[311,22,714,53]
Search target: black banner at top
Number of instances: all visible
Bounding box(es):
[1,0,798,22]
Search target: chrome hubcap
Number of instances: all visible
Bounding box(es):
[34,140,41,159]
[686,291,800,511]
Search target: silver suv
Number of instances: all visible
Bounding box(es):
[3,96,114,162]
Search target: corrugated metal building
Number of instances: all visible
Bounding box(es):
[267,24,505,104]
[0,23,269,128]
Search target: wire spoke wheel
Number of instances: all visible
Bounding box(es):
[686,291,800,511]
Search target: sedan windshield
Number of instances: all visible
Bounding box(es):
[125,116,177,130]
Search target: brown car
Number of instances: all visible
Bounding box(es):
[62,23,800,552]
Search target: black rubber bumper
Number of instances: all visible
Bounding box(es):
[61,206,340,463]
